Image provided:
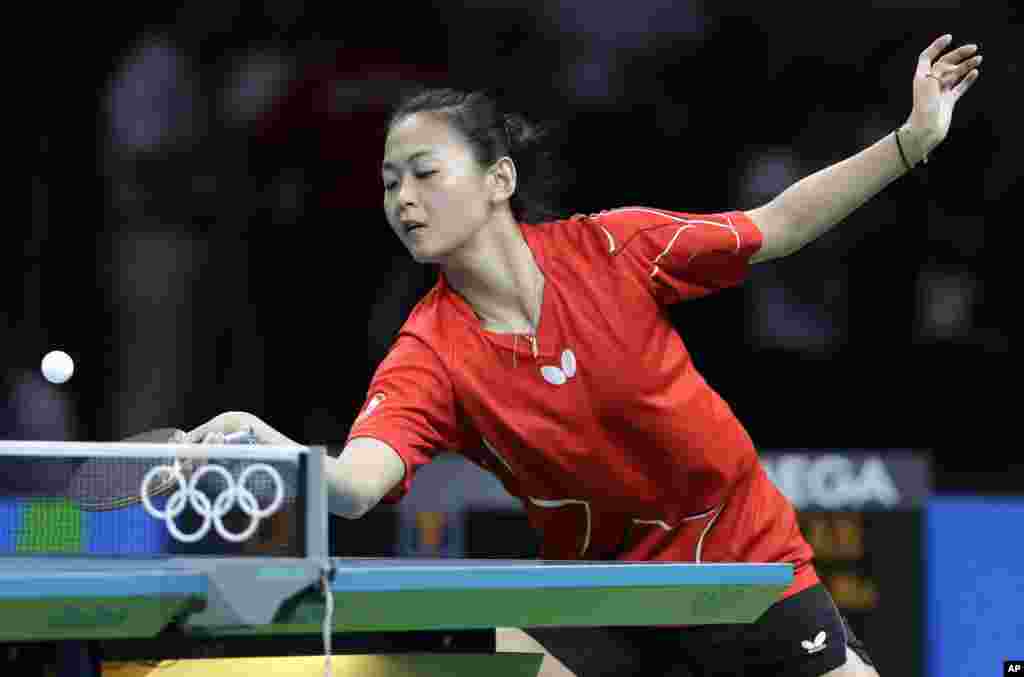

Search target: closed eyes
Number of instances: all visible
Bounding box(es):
[384,170,437,192]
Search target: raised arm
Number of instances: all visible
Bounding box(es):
[746,34,982,263]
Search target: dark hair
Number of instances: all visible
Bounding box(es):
[387,88,572,225]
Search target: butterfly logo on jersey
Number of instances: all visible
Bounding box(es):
[541,349,577,386]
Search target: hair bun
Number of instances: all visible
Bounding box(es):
[503,113,516,149]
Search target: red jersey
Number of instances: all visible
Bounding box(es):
[347,207,817,599]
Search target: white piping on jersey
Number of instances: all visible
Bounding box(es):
[482,436,722,560]
[598,225,617,253]
[680,214,739,265]
[652,226,690,265]
[633,519,674,531]
[482,437,591,557]
[599,207,742,251]
[649,225,693,279]
[694,503,725,564]
[481,437,516,475]
[528,497,592,557]
[594,207,742,279]
[632,504,719,532]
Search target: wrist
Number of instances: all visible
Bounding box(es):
[898,123,941,166]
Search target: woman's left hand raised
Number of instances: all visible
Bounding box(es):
[903,34,982,163]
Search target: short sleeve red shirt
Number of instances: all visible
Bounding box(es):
[348,207,817,599]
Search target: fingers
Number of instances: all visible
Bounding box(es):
[184,411,251,443]
[919,35,982,91]
[936,44,981,76]
[181,411,299,445]
[940,43,979,65]
[184,426,227,444]
[176,449,208,477]
[952,68,981,99]
[168,429,204,478]
[920,34,953,65]
[201,431,227,444]
[948,54,982,82]
[183,426,207,444]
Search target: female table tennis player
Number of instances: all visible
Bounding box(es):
[187,35,980,676]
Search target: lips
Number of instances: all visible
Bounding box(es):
[402,221,426,234]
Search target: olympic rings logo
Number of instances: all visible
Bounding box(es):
[141,463,285,543]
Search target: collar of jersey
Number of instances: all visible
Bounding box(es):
[438,222,555,358]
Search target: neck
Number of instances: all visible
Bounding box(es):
[441,212,541,333]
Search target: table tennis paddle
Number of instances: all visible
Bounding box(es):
[63,428,187,512]
[68,427,254,512]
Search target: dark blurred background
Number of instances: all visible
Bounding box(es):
[6,3,1021,674]
[9,1,1019,492]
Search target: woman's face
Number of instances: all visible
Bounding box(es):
[382,113,496,263]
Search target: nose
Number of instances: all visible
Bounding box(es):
[395,177,418,207]
[394,191,422,226]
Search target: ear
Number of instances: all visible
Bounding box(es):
[488,156,517,203]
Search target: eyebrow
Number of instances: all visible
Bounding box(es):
[382,151,434,171]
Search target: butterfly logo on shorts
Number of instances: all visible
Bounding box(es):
[801,631,827,654]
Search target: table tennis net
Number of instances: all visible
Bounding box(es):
[0,454,304,557]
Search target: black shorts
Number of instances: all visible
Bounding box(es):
[524,583,874,677]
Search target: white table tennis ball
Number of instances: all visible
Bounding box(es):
[41,350,74,384]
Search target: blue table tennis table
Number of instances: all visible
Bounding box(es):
[0,442,792,676]
[0,556,791,676]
